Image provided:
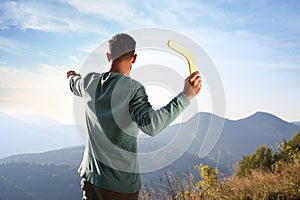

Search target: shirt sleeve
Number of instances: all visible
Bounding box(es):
[69,75,83,97]
[129,85,190,137]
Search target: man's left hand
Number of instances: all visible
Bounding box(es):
[67,70,80,79]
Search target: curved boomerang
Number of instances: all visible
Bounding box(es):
[167,40,198,74]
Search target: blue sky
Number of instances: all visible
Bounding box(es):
[0,0,299,123]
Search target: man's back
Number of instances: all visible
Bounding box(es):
[74,72,142,193]
[70,70,192,193]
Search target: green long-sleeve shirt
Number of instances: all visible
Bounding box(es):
[69,72,190,193]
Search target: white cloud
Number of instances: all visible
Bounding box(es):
[64,0,158,28]
[65,0,133,23]
[180,27,300,71]
[0,0,239,33]
[79,43,98,53]
[0,0,106,33]
[0,64,75,123]
[0,36,30,55]
[0,0,159,33]
[68,55,82,69]
[0,36,50,59]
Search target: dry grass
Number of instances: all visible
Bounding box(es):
[221,157,300,200]
[140,155,300,200]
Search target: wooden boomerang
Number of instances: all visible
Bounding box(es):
[167,40,198,75]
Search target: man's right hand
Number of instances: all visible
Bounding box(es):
[182,71,202,100]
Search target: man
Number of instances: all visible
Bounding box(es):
[67,33,201,200]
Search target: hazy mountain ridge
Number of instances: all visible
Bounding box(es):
[0,146,84,166]
[0,149,223,200]
[214,112,299,170]
[0,162,81,200]
[13,114,63,126]
[0,111,299,199]
[293,121,300,127]
[237,111,299,140]
[167,111,300,173]
[1,111,299,167]
[0,176,34,200]
[0,113,82,158]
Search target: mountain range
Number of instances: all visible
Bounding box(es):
[136,111,300,172]
[0,111,299,199]
[1,111,299,169]
[0,112,82,158]
[197,111,300,170]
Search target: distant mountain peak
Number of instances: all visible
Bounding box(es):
[13,114,63,126]
[253,111,278,117]
[241,111,287,123]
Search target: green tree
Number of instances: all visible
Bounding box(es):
[288,131,300,150]
[237,146,273,176]
[274,131,300,162]
[238,131,300,176]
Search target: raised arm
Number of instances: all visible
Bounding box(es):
[129,71,202,136]
[67,70,83,97]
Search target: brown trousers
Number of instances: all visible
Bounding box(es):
[81,178,139,200]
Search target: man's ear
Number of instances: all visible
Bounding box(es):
[132,54,137,64]
[106,52,112,62]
